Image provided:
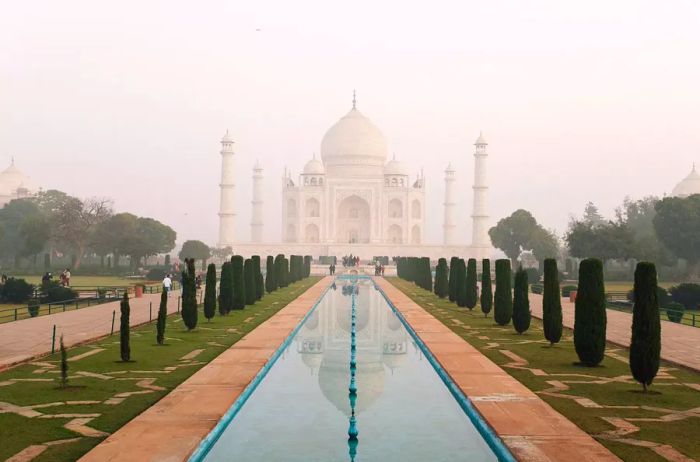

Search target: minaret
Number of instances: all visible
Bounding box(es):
[471,132,490,248]
[443,163,457,245]
[251,160,264,243]
[218,131,236,248]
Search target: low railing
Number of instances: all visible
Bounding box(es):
[606,302,698,328]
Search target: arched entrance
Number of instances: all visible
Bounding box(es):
[336,195,370,243]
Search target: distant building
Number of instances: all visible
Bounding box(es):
[0,159,38,207]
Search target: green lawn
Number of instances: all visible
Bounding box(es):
[0,277,321,462]
[10,275,160,289]
[389,277,700,462]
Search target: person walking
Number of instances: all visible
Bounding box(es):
[163,274,172,297]
[64,268,71,287]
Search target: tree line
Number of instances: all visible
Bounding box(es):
[0,189,176,269]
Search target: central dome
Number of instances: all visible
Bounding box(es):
[672,164,700,198]
[320,106,388,177]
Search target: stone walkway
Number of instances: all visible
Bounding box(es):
[529,294,700,372]
[377,278,620,462]
[78,277,332,462]
[0,291,182,370]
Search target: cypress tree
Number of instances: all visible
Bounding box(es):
[466,258,478,310]
[480,259,492,317]
[265,255,276,293]
[120,292,131,361]
[542,258,563,346]
[181,258,198,330]
[231,255,246,310]
[218,262,232,315]
[283,256,290,286]
[252,256,264,300]
[630,262,661,392]
[420,257,432,291]
[494,259,513,326]
[434,258,449,298]
[59,334,68,388]
[304,255,312,278]
[275,254,287,288]
[204,263,217,321]
[574,258,607,367]
[512,267,531,334]
[448,257,459,302]
[156,289,167,344]
[456,259,468,308]
[244,258,256,305]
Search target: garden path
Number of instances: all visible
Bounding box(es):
[0,290,182,370]
[529,294,700,372]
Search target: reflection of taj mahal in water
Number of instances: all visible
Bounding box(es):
[295,279,410,414]
[216,94,493,260]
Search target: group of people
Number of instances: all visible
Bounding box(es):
[374,262,385,276]
[41,269,71,287]
[328,264,336,275]
[342,255,360,267]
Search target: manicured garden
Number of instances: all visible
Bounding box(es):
[0,253,318,462]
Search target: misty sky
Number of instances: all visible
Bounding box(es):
[2,0,699,248]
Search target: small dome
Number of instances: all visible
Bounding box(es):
[672,164,700,197]
[384,155,408,176]
[0,161,36,197]
[303,155,325,175]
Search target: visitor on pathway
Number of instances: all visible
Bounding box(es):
[163,274,172,297]
[59,269,71,287]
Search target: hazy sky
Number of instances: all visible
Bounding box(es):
[2,0,700,247]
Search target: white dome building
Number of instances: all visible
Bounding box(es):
[672,164,700,198]
[0,159,38,207]
[282,96,426,245]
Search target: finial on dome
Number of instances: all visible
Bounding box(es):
[11,156,14,166]
[352,89,356,109]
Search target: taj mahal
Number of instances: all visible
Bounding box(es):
[216,94,492,260]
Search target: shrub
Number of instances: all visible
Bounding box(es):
[668,283,700,310]
[494,259,513,326]
[120,292,131,361]
[666,302,685,323]
[181,258,198,330]
[265,255,276,293]
[2,278,35,303]
[574,258,607,367]
[466,259,478,310]
[630,262,661,392]
[448,257,459,302]
[252,256,264,300]
[531,284,544,294]
[27,300,40,317]
[204,263,217,321]
[561,285,578,297]
[145,268,167,281]
[244,258,256,305]
[627,286,670,307]
[481,259,492,317]
[456,259,468,308]
[231,256,246,309]
[434,258,449,298]
[218,262,232,315]
[542,259,562,346]
[525,267,540,284]
[156,290,167,344]
[41,281,78,303]
[512,267,531,334]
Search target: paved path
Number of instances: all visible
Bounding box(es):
[0,290,183,370]
[529,293,700,372]
[79,277,332,462]
[377,278,619,462]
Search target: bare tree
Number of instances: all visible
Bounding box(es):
[53,197,113,269]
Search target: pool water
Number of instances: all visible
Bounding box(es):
[198,277,502,462]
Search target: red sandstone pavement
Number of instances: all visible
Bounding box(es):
[377,277,620,462]
[0,290,183,370]
[79,276,332,462]
[529,293,700,372]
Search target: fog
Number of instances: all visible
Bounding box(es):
[2,0,699,247]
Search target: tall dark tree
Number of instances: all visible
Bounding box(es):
[59,334,68,388]
[434,258,449,298]
[420,257,432,292]
[630,262,661,392]
[466,258,478,310]
[275,254,287,288]
[218,262,233,315]
[244,258,256,305]
[512,267,531,334]
[456,259,468,308]
[480,259,492,317]
[178,240,211,269]
[265,255,276,293]
[542,259,563,346]
[181,258,198,330]
[304,255,312,278]
[156,289,167,344]
[120,292,131,361]
[204,263,217,321]
[494,259,513,326]
[231,255,246,310]
[448,256,459,302]
[252,256,264,300]
[574,258,607,367]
